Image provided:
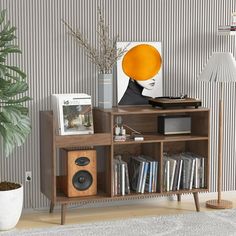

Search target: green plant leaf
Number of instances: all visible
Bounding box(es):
[0,40,7,47]
[0,33,16,42]
[0,77,10,87]
[4,123,26,146]
[0,10,6,25]
[4,96,31,104]
[0,114,31,157]
[0,124,13,157]
[2,107,21,125]
[16,115,31,133]
[0,47,21,54]
[0,112,11,123]
[0,9,31,157]
[0,26,16,37]
[4,72,22,81]
[0,56,6,63]
[3,105,29,116]
[2,80,28,97]
[0,64,7,77]
[5,65,26,79]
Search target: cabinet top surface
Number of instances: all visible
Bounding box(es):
[94,105,209,115]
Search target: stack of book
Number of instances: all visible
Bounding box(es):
[129,155,158,193]
[163,152,205,192]
[113,156,130,196]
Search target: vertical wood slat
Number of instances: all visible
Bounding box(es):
[0,0,235,208]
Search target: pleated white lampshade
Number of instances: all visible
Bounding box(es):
[198,52,236,82]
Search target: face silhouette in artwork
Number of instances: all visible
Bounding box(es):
[136,77,156,90]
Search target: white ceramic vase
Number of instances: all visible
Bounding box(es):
[0,184,23,231]
[98,73,113,109]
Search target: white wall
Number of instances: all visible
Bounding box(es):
[0,0,235,208]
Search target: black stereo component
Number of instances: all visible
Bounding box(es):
[158,115,191,135]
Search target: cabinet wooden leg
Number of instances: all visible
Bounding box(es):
[193,192,200,212]
[177,194,181,202]
[61,204,67,225]
[49,202,54,213]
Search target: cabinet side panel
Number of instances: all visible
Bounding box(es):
[39,111,55,201]
[97,146,112,197]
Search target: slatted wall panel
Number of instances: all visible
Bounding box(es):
[0,0,235,208]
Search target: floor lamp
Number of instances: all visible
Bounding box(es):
[198,52,236,209]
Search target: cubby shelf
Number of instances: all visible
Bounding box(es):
[40,106,210,225]
[113,134,208,145]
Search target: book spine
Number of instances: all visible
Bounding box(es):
[200,158,205,188]
[154,161,158,192]
[125,163,130,194]
[137,162,145,193]
[169,160,176,191]
[121,163,125,196]
[149,162,153,192]
[144,162,152,193]
[117,162,121,195]
[172,159,180,191]
[141,162,148,193]
[113,161,117,195]
[189,159,195,190]
[195,158,200,188]
[152,161,156,192]
[166,160,170,191]
[177,160,183,191]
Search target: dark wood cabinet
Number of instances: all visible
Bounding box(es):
[40,106,210,225]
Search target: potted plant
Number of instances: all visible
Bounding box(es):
[0,9,31,230]
[62,8,128,109]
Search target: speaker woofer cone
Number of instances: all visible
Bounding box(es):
[72,170,93,191]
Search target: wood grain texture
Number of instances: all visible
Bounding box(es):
[218,99,223,202]
[40,107,210,224]
[60,149,97,197]
[205,199,233,209]
[55,133,111,148]
[39,111,55,202]
[193,192,200,212]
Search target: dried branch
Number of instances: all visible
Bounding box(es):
[62,8,128,74]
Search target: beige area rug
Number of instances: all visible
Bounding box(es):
[1,209,236,236]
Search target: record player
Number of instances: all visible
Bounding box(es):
[149,95,201,109]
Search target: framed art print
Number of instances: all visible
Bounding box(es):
[117,42,163,105]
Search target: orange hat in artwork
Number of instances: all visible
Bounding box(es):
[122,44,162,81]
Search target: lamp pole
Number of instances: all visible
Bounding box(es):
[218,82,223,203]
[206,82,232,209]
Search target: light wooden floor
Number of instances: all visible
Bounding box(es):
[17,192,236,230]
